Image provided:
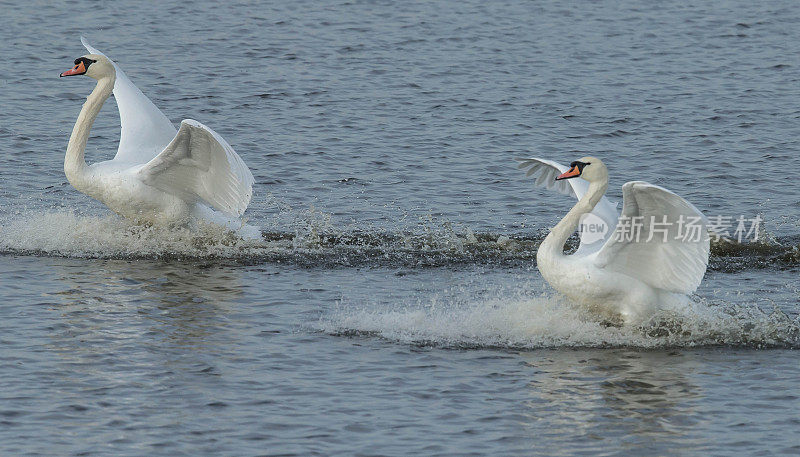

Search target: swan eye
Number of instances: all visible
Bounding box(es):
[570,161,590,172]
[73,57,96,68]
[61,57,95,77]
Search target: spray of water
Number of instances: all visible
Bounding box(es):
[320,289,800,349]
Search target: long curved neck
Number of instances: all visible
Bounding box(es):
[540,179,608,258]
[64,75,114,185]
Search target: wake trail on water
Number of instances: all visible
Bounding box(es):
[3,210,797,348]
[0,210,797,269]
[319,291,800,349]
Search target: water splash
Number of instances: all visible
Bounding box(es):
[0,210,266,259]
[0,209,797,269]
[320,293,800,349]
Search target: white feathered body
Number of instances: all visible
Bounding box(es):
[518,158,708,325]
[63,38,257,237]
[70,160,190,224]
[536,248,687,323]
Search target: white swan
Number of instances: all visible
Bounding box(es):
[60,38,257,238]
[517,156,710,324]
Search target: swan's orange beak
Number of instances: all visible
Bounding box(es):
[556,166,581,180]
[60,61,86,77]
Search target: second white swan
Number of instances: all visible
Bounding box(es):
[518,156,710,324]
[60,38,257,237]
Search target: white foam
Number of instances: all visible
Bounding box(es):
[320,291,799,349]
[0,207,501,260]
[0,210,268,258]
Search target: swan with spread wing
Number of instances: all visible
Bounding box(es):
[59,38,257,237]
[517,157,710,324]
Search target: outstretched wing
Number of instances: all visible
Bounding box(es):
[517,157,619,254]
[138,120,254,216]
[591,181,709,294]
[81,37,177,164]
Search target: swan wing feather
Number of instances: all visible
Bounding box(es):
[517,157,580,198]
[591,181,709,294]
[517,157,619,254]
[138,120,254,216]
[81,37,177,164]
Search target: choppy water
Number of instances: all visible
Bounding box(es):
[1,0,799,455]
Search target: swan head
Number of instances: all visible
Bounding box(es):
[555,156,607,183]
[60,54,115,80]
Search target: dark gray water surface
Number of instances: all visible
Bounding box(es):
[1,0,799,455]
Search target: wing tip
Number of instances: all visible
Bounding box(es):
[181,119,204,129]
[80,36,95,53]
[516,157,547,170]
[80,36,108,59]
[624,180,678,195]
[622,180,649,190]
